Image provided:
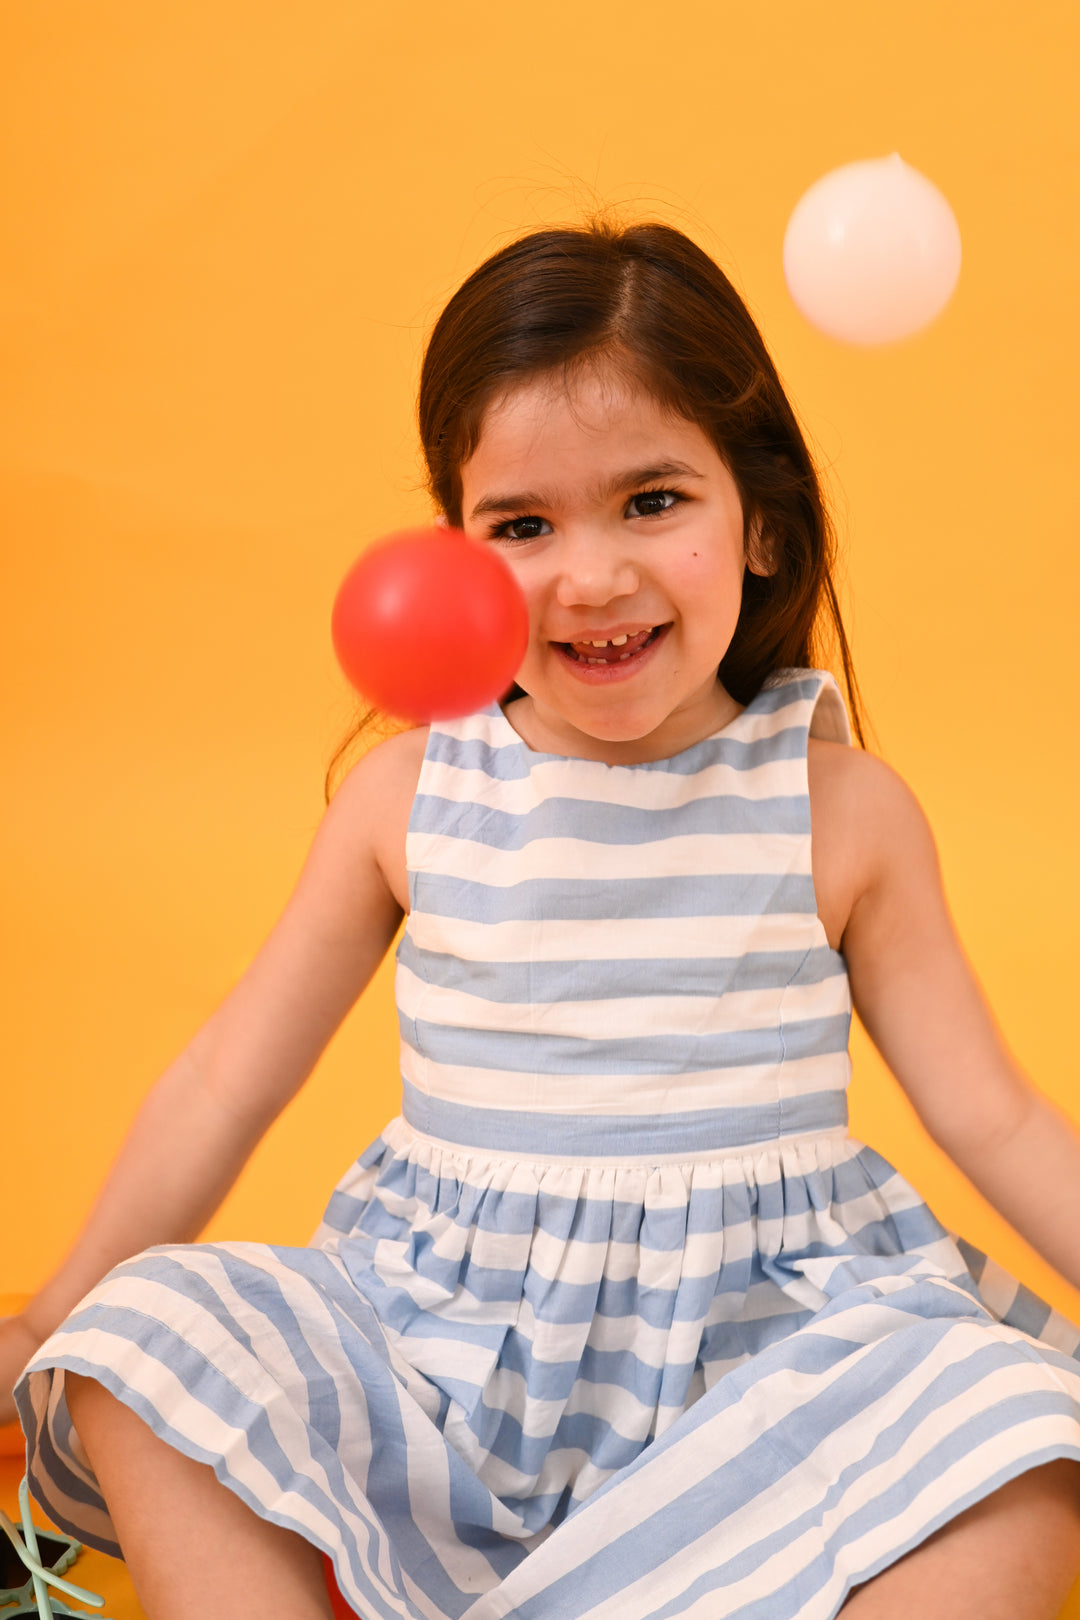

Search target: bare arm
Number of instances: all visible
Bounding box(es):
[837,749,1080,1291]
[939,1093,1080,1295]
[15,730,413,1354]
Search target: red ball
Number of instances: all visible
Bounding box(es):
[322,1553,354,1619]
[331,527,530,722]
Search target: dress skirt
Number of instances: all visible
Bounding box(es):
[17,1117,1080,1620]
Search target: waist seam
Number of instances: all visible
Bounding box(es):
[386,1112,852,1170]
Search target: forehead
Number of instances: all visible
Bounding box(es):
[459,367,735,518]
[463,368,718,485]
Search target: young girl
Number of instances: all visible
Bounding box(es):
[5,219,1080,1620]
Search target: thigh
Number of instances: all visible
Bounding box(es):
[839,1459,1080,1620]
[66,1375,334,1620]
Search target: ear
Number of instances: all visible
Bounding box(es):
[434,513,450,530]
[746,519,777,578]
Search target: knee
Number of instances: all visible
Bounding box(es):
[975,1456,1080,1554]
[1008,1456,1080,1494]
[1026,1457,1080,1517]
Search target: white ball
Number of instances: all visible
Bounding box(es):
[783,153,962,345]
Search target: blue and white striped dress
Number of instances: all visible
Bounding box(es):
[18,667,1080,1619]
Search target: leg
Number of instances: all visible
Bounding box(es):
[839,1458,1080,1619]
[66,1372,337,1620]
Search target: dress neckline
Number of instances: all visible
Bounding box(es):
[486,676,790,770]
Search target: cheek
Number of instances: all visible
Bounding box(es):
[679,543,742,595]
[679,549,746,640]
[498,570,543,648]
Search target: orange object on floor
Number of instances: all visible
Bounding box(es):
[0,1420,26,1459]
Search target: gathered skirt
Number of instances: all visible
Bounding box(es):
[17,1117,1080,1620]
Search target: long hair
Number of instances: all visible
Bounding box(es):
[326,219,868,801]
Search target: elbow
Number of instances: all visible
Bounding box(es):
[938,1073,1039,1167]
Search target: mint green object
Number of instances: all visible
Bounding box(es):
[0,1476,109,1617]
[0,1502,78,1606]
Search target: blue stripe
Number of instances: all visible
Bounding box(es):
[999,1282,1053,1340]
[424,721,813,781]
[396,934,846,1001]
[409,869,819,923]
[409,790,810,846]
[400,1077,848,1154]
[400,1011,852,1078]
[953,1233,988,1282]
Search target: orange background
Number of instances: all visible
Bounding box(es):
[2,0,1079,1354]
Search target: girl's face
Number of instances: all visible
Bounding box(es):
[457,364,772,764]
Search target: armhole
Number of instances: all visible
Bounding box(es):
[808,673,852,746]
[804,673,856,960]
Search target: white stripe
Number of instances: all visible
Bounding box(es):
[400,1046,850,1114]
[408,830,813,886]
[348,1121,861,1218]
[395,959,850,1042]
[1042,1309,1080,1357]
[404,910,826,961]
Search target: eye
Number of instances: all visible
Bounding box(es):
[488,514,552,543]
[626,487,685,518]
[488,482,683,547]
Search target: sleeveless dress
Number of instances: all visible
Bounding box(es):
[17,668,1080,1620]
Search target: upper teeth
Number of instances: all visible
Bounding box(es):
[580,631,655,647]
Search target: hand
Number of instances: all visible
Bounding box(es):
[0,1312,46,1429]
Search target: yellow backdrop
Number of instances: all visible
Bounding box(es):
[3,2,1078,1350]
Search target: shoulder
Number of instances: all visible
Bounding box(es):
[807,738,939,953]
[332,724,429,915]
[335,723,429,799]
[807,737,929,839]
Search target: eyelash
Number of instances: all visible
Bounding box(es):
[487,486,687,543]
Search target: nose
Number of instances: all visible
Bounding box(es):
[552,523,641,609]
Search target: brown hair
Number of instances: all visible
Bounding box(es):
[325,217,868,801]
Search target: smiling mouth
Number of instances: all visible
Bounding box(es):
[557,626,666,664]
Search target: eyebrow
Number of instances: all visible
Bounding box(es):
[467,460,706,521]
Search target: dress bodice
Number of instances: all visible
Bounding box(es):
[394,667,853,1158]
